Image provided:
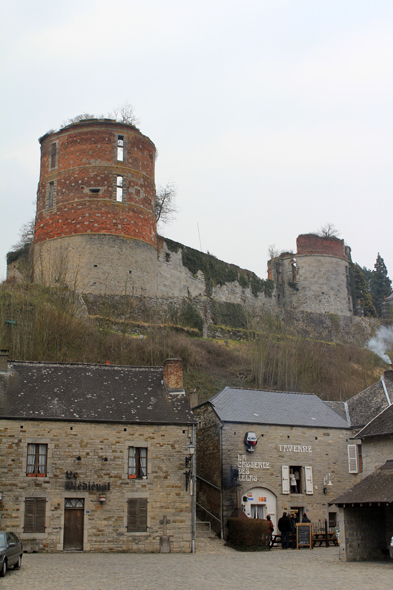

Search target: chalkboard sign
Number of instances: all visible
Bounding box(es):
[296,523,313,549]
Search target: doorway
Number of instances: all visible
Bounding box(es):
[242,487,277,531]
[250,504,265,519]
[64,498,84,551]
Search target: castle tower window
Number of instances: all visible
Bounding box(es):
[117,135,124,161]
[116,176,123,202]
[48,181,55,209]
[49,142,57,169]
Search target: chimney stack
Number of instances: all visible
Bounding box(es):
[163,358,184,393]
[384,367,393,383]
[0,350,9,373]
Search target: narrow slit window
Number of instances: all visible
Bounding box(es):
[116,176,123,202]
[50,142,57,169]
[117,135,124,161]
[48,182,55,208]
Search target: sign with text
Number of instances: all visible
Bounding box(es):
[237,454,270,482]
[278,445,312,453]
[297,523,313,549]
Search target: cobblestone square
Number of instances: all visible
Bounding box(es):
[2,544,392,590]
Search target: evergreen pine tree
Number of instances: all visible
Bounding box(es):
[370,254,392,317]
[354,264,377,317]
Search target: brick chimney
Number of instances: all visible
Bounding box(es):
[384,368,393,383]
[163,358,184,393]
[0,350,9,373]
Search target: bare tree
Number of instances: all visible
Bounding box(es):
[317,223,340,238]
[155,182,178,227]
[111,102,139,126]
[11,219,35,251]
[268,244,280,259]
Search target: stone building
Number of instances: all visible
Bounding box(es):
[0,354,196,553]
[194,370,393,545]
[331,400,393,561]
[194,387,358,539]
[267,234,353,316]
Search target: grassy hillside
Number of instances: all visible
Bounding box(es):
[0,282,388,403]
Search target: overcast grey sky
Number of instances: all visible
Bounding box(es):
[1,0,392,282]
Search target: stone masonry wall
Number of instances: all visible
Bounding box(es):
[195,405,222,533]
[339,505,393,561]
[34,235,158,296]
[361,436,393,476]
[157,238,275,310]
[0,419,193,553]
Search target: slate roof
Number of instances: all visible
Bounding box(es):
[324,400,348,422]
[0,361,195,425]
[345,377,393,428]
[202,387,350,429]
[356,403,393,438]
[330,460,393,505]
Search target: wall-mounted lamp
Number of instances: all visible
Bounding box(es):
[99,494,106,502]
[323,473,333,494]
[187,442,195,455]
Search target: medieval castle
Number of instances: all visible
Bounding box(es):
[7,118,355,327]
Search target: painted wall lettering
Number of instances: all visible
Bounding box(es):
[278,445,312,453]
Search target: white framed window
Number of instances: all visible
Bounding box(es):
[128,447,147,479]
[27,444,47,477]
[348,444,362,473]
[116,176,123,202]
[304,466,313,495]
[117,135,124,161]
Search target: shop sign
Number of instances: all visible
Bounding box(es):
[64,470,110,491]
[278,444,312,453]
[65,481,111,491]
[237,454,270,482]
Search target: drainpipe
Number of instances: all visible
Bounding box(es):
[381,375,392,406]
[191,423,196,553]
[220,422,224,540]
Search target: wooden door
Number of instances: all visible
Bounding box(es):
[64,499,84,551]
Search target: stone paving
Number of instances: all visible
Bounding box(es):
[2,541,392,590]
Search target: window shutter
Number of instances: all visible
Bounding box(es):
[24,499,35,533]
[127,498,147,532]
[348,444,359,473]
[305,466,313,495]
[282,466,290,494]
[127,499,137,532]
[35,498,46,532]
[137,498,147,532]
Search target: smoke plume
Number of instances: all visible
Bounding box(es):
[366,326,393,364]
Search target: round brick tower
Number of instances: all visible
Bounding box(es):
[34,119,157,295]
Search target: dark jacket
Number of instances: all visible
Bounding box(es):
[278,515,291,533]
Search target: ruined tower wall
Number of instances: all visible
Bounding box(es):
[269,234,353,317]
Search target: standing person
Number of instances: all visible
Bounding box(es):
[302,512,311,523]
[290,513,297,549]
[277,512,291,549]
[290,470,297,493]
[266,514,274,544]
